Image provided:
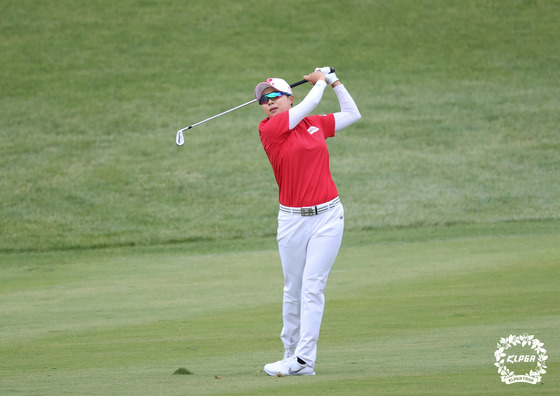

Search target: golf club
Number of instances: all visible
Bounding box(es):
[175,68,335,146]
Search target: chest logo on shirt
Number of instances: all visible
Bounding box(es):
[307,126,320,135]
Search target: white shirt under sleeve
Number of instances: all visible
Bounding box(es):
[288,80,327,130]
[333,84,361,132]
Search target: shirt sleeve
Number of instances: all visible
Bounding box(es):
[320,113,336,139]
[332,84,361,132]
[288,80,328,130]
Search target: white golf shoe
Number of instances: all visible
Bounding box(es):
[264,356,316,376]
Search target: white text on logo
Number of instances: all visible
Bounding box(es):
[507,355,536,363]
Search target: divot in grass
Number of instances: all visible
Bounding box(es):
[173,367,193,375]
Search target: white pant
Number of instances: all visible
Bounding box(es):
[276,201,344,367]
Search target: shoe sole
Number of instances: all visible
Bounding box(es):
[264,368,316,376]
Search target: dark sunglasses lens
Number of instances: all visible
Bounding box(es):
[259,92,283,104]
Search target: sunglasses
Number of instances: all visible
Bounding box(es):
[259,91,291,105]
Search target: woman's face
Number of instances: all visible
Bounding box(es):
[260,87,294,118]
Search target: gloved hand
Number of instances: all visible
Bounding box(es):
[315,66,339,85]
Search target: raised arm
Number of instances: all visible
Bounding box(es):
[332,83,361,132]
[289,67,361,131]
[315,67,361,131]
[288,70,328,130]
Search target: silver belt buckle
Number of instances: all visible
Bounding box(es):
[300,207,316,216]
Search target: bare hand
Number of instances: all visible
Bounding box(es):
[303,70,327,85]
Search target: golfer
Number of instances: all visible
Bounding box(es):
[255,67,361,376]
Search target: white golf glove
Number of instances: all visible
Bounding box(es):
[315,66,339,85]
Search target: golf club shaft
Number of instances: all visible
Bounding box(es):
[176,68,335,144]
[178,98,257,133]
[177,77,318,133]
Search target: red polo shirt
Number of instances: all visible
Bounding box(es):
[259,111,338,207]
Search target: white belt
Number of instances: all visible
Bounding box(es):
[279,197,340,216]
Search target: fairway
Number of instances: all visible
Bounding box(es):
[1,0,559,394]
[1,223,558,395]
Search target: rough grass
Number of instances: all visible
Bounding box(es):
[1,0,559,252]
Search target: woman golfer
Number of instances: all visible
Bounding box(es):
[255,67,361,376]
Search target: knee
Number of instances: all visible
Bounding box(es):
[283,281,302,301]
[302,275,328,298]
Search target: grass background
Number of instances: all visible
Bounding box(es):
[1,226,558,395]
[1,0,559,394]
[2,0,558,251]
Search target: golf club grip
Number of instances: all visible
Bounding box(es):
[290,67,335,88]
[290,79,307,88]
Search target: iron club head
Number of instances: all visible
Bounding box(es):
[176,130,185,146]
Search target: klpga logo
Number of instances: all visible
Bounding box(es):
[507,355,536,364]
[494,334,548,384]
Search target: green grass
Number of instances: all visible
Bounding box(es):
[1,0,560,394]
[1,0,559,251]
[1,224,558,395]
